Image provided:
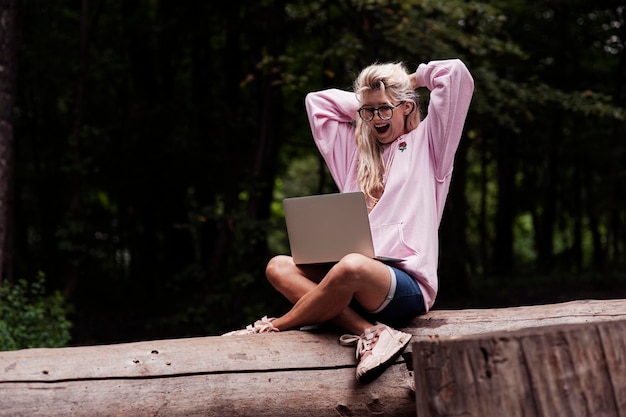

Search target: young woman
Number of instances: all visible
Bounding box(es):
[224,59,474,383]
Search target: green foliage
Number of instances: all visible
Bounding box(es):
[9,0,626,343]
[0,274,72,351]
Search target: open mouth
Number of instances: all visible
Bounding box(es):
[374,124,390,134]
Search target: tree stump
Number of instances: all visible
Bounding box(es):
[413,319,626,417]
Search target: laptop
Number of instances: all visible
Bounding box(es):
[282,191,403,265]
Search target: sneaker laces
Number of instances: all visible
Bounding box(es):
[250,316,278,333]
[339,326,381,361]
[223,315,278,335]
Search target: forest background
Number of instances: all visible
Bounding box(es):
[0,0,624,348]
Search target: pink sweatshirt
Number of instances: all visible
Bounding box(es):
[305,59,474,311]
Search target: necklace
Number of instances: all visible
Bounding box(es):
[381,137,400,184]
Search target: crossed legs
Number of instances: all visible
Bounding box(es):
[225,253,412,383]
[265,253,392,335]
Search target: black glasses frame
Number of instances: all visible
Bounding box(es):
[357,103,403,122]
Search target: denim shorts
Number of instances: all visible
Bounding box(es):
[352,265,426,326]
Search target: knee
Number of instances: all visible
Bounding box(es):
[334,253,370,280]
[265,255,295,285]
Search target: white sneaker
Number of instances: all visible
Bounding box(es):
[340,323,411,383]
[222,316,279,336]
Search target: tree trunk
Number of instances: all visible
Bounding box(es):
[439,134,469,296]
[0,0,17,286]
[493,127,516,275]
[536,109,560,274]
[248,0,286,224]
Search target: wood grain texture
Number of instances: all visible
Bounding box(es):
[1,299,625,416]
[413,318,626,417]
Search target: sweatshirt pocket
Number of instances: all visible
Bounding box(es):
[370,222,420,261]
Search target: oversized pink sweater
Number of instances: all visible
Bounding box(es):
[304,59,474,311]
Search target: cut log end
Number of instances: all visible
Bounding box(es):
[413,318,626,417]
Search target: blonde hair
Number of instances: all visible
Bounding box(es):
[353,62,420,206]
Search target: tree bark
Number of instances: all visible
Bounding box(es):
[414,318,626,417]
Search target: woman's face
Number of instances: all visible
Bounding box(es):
[360,89,412,145]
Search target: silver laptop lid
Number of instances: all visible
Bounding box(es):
[283,192,375,265]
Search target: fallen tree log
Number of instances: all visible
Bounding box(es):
[0,299,625,416]
[412,318,626,417]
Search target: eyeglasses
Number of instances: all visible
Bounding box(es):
[357,103,403,122]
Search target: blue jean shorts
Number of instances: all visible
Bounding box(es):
[353,265,426,325]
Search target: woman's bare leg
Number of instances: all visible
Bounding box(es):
[265,254,392,335]
[265,255,329,304]
[266,255,373,334]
